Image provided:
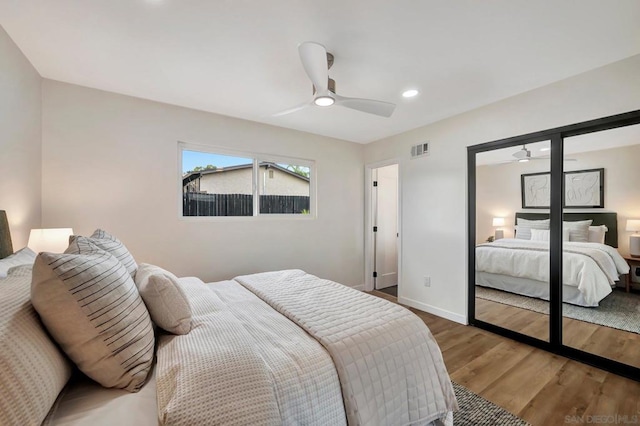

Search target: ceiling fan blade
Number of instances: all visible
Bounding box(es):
[334,94,396,117]
[298,42,328,93]
[512,146,529,159]
[533,155,577,161]
[272,101,312,117]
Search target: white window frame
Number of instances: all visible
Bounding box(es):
[178,142,316,220]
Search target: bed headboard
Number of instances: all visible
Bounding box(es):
[0,210,13,259]
[515,212,618,247]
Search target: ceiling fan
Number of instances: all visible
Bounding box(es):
[508,145,576,163]
[273,42,396,118]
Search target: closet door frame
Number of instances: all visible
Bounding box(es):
[467,109,640,382]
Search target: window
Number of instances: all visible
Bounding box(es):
[180,143,314,217]
[259,162,311,215]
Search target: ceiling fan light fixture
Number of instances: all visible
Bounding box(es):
[314,95,335,107]
[518,158,530,163]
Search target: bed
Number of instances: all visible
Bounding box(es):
[475,212,629,307]
[0,212,457,426]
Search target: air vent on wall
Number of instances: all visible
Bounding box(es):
[410,142,430,159]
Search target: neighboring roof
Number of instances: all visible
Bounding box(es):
[182,162,309,187]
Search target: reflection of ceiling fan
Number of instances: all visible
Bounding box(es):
[273,42,396,118]
[508,145,576,163]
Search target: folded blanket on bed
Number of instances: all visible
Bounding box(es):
[235,269,457,426]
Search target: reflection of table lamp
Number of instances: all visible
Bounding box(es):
[28,228,74,253]
[492,217,505,240]
[627,220,640,258]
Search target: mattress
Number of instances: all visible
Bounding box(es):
[476,239,629,306]
[475,271,607,307]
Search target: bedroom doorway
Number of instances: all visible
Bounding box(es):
[365,161,400,294]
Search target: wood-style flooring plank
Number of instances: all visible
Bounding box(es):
[449,339,534,394]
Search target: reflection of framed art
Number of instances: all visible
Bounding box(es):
[521,168,605,209]
[564,168,604,208]
[521,172,550,209]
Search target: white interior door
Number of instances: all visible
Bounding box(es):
[374,164,398,289]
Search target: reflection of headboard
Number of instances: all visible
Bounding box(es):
[515,212,618,247]
[0,210,13,259]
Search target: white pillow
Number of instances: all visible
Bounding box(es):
[529,228,570,242]
[588,225,608,244]
[0,247,36,278]
[530,229,550,241]
[563,220,593,242]
[515,218,550,240]
[134,263,193,335]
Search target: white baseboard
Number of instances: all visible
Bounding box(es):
[398,296,467,325]
[351,284,365,291]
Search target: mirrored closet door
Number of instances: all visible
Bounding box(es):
[474,142,552,342]
[468,110,640,381]
[562,123,640,369]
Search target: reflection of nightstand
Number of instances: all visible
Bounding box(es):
[622,255,640,293]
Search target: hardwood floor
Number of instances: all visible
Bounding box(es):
[371,290,640,426]
[477,297,640,369]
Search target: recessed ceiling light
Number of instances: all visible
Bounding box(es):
[402,89,419,98]
[540,147,551,152]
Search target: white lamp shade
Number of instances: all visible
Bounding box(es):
[28,228,74,253]
[626,219,640,232]
[492,217,505,227]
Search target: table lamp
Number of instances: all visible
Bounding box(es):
[28,228,74,253]
[627,219,640,258]
[492,217,505,240]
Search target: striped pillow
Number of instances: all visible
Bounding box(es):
[515,218,550,240]
[563,220,593,242]
[86,229,138,277]
[30,238,154,392]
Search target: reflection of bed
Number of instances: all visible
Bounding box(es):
[475,212,629,307]
[0,212,457,426]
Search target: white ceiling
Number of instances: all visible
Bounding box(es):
[2,1,639,143]
[476,123,640,166]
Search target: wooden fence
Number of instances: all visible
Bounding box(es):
[183,193,310,216]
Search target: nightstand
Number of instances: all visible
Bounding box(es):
[622,255,640,293]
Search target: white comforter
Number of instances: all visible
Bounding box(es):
[156,271,457,426]
[476,239,629,306]
[235,270,457,426]
[156,277,346,425]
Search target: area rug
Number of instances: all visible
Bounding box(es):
[476,287,640,334]
[453,382,529,425]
